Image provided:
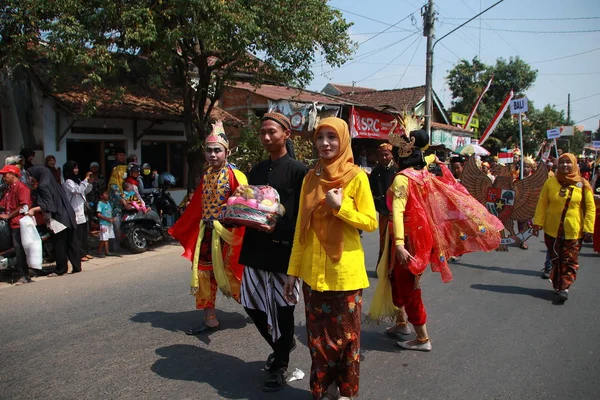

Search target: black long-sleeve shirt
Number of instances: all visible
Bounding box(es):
[238,154,308,274]
[369,163,398,216]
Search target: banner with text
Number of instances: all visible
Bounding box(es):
[350,108,400,140]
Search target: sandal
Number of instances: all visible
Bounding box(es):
[263,369,287,392]
[519,242,529,250]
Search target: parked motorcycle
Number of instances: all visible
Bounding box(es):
[0,219,55,281]
[119,173,177,253]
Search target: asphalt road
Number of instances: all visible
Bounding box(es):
[1,233,599,400]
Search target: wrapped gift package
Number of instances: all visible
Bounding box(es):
[224,185,285,229]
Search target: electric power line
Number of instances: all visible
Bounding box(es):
[556,92,600,107]
[530,47,600,64]
[316,31,420,77]
[443,16,600,21]
[575,113,600,124]
[443,23,600,34]
[540,72,600,76]
[394,35,424,88]
[356,34,421,83]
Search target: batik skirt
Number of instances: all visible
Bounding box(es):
[303,283,362,400]
[544,233,582,291]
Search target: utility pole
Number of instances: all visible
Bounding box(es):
[567,93,571,124]
[423,0,435,138]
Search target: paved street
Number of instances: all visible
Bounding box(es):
[1,233,599,400]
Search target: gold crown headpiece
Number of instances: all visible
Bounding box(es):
[205,120,229,150]
[388,112,423,157]
[523,155,536,166]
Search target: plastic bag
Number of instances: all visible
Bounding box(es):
[19,216,43,270]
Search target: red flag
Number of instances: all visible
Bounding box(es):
[480,90,514,145]
[464,76,494,129]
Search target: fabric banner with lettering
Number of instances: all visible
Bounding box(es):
[350,107,401,140]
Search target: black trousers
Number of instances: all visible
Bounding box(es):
[11,228,28,277]
[76,222,89,257]
[244,305,296,372]
[53,228,81,275]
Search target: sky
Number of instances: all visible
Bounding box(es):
[308,0,600,132]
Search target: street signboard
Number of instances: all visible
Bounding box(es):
[451,112,479,128]
[559,126,575,136]
[592,140,600,149]
[510,97,528,114]
[546,128,561,139]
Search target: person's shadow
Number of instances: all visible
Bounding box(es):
[456,262,540,277]
[130,310,249,345]
[471,284,555,302]
[152,344,308,399]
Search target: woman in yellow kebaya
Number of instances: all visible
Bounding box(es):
[284,117,377,400]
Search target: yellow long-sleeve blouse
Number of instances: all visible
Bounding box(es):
[533,177,596,239]
[287,171,377,292]
[391,155,436,246]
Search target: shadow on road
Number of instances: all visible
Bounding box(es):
[457,262,540,277]
[471,284,554,301]
[152,344,308,399]
[131,310,249,344]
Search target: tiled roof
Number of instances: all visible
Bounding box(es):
[230,82,349,104]
[338,85,425,111]
[52,86,243,126]
[431,121,473,134]
[329,83,375,94]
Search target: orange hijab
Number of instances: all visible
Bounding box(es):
[299,117,361,262]
[556,153,592,190]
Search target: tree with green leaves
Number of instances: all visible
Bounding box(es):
[1,0,355,185]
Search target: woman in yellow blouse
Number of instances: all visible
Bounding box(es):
[284,117,377,400]
[533,153,595,302]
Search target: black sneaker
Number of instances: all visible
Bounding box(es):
[557,290,568,302]
[541,270,550,279]
[263,369,287,392]
[265,339,297,370]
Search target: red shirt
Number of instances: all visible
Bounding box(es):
[0,180,32,229]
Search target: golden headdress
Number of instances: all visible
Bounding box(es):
[388,112,428,157]
[523,155,535,167]
[205,120,229,151]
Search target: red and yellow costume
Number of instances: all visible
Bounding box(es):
[369,160,504,324]
[168,122,247,310]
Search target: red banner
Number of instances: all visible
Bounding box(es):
[350,107,400,140]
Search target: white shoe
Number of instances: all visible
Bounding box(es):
[385,323,411,336]
[397,340,432,352]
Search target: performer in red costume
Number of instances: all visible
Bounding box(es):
[169,121,247,335]
[369,124,503,352]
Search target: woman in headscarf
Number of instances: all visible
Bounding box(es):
[63,161,94,261]
[284,117,377,400]
[27,166,81,275]
[369,125,503,352]
[139,163,158,194]
[45,155,62,184]
[533,153,596,302]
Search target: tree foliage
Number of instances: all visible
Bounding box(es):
[1,0,355,182]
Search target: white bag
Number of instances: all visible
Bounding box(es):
[19,216,43,270]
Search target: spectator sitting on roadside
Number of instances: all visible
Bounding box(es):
[178,189,194,215]
[123,182,149,213]
[0,164,33,285]
[139,163,159,194]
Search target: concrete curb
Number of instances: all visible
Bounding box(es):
[0,243,182,290]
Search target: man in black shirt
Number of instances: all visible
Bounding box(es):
[238,113,308,392]
[368,143,397,263]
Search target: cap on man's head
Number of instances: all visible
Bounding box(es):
[90,161,100,168]
[0,165,22,177]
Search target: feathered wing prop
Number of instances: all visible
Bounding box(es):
[460,157,493,204]
[511,162,548,222]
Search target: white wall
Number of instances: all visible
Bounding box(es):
[42,98,186,170]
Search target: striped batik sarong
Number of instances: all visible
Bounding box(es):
[241,266,300,341]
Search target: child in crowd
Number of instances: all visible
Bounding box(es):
[178,189,194,215]
[96,191,119,258]
[122,182,148,213]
